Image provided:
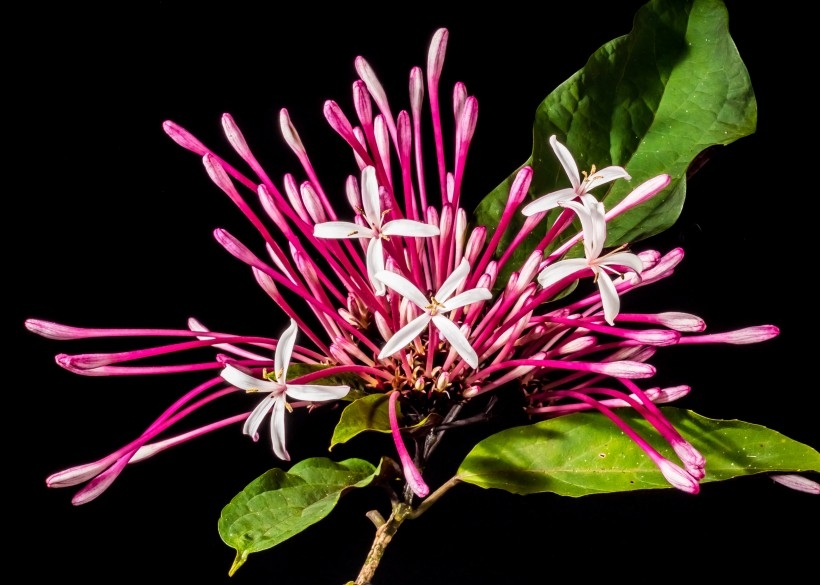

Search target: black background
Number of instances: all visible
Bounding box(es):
[12,1,817,583]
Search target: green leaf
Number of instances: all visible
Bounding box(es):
[457,408,820,496]
[218,457,379,575]
[330,393,393,449]
[329,393,434,449]
[473,0,756,286]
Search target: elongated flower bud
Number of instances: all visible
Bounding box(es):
[162,120,208,155]
[657,458,700,494]
[279,108,306,157]
[680,325,780,345]
[770,474,820,494]
[388,391,429,498]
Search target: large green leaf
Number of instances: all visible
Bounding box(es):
[457,408,820,496]
[473,0,756,284]
[219,457,379,575]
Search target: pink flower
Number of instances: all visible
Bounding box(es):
[314,165,439,295]
[28,27,781,503]
[376,258,492,369]
[521,135,631,215]
[220,319,349,460]
[537,192,644,325]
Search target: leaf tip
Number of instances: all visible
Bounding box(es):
[228,550,249,577]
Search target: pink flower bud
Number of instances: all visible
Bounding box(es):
[657,458,700,494]
[770,474,820,495]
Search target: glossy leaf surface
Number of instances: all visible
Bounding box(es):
[219,458,379,575]
[457,409,820,496]
[473,0,756,286]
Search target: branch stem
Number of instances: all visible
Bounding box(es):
[354,502,412,584]
[408,476,460,519]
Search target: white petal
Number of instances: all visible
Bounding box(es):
[269,394,290,461]
[436,258,470,302]
[537,258,587,290]
[285,383,350,401]
[375,270,429,308]
[520,188,576,216]
[587,197,607,257]
[366,239,387,295]
[221,365,281,393]
[550,135,581,191]
[585,165,631,191]
[441,287,492,312]
[596,271,620,325]
[379,314,431,359]
[563,198,600,258]
[243,393,277,440]
[314,221,373,239]
[602,251,644,275]
[382,219,440,237]
[560,197,592,227]
[275,319,298,383]
[432,315,479,369]
[361,166,381,224]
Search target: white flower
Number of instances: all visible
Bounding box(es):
[313,165,439,295]
[537,194,643,325]
[220,319,349,460]
[376,258,492,369]
[521,135,631,216]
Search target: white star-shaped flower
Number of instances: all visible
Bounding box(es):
[314,165,439,295]
[220,319,349,460]
[521,135,631,216]
[375,258,492,369]
[537,194,643,325]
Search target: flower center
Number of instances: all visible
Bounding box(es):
[581,164,602,185]
[426,296,445,315]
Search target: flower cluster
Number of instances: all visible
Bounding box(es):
[28,27,785,505]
